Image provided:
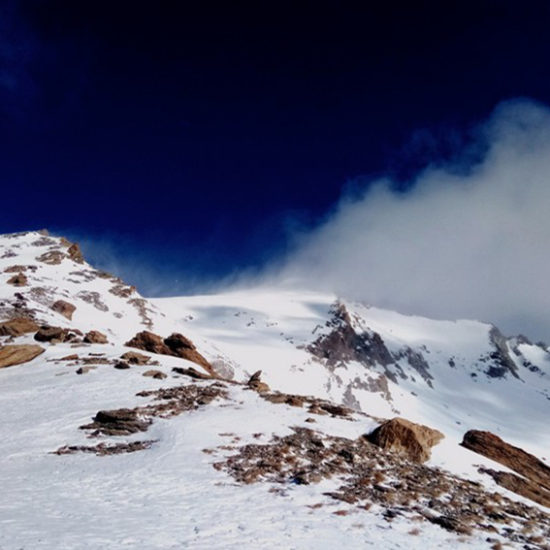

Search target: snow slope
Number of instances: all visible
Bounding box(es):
[0,231,549,549]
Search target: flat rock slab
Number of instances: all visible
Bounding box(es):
[0,344,45,368]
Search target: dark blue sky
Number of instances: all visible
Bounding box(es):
[2,1,550,294]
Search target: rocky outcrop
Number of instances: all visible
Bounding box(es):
[143,369,167,379]
[0,317,39,337]
[83,330,108,344]
[247,370,270,393]
[461,430,550,497]
[34,325,80,343]
[367,417,444,462]
[7,273,28,287]
[51,300,76,320]
[0,344,45,368]
[67,243,84,263]
[125,330,214,374]
[120,351,151,365]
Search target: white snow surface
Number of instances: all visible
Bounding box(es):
[0,231,548,549]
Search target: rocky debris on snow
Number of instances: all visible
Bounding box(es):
[367,418,444,463]
[7,273,28,286]
[34,325,81,343]
[172,366,214,379]
[76,291,109,312]
[0,344,45,368]
[36,250,66,265]
[3,264,37,273]
[461,429,550,506]
[215,427,550,548]
[0,317,39,337]
[109,283,136,298]
[51,300,76,320]
[120,351,153,365]
[59,354,79,361]
[261,391,354,418]
[54,440,157,456]
[247,370,270,393]
[83,330,108,344]
[78,382,229,439]
[127,298,154,328]
[142,369,167,379]
[125,330,214,375]
[114,361,131,370]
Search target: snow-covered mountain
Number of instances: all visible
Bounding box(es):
[1,230,549,549]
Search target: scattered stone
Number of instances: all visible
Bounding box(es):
[120,351,151,365]
[0,344,45,368]
[80,408,151,436]
[76,366,96,375]
[172,366,213,379]
[3,265,36,273]
[7,273,27,286]
[67,243,84,263]
[109,284,135,298]
[36,250,65,265]
[51,300,76,320]
[0,317,39,337]
[114,361,130,370]
[59,354,79,361]
[143,369,167,379]
[247,370,270,393]
[83,330,108,344]
[367,417,444,463]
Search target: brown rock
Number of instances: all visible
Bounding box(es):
[247,370,270,393]
[76,366,96,375]
[67,243,84,263]
[172,366,213,379]
[461,430,550,490]
[114,361,130,370]
[4,265,31,273]
[143,369,167,379]
[0,344,45,368]
[83,330,108,344]
[36,250,65,265]
[7,273,27,287]
[367,417,444,462]
[125,330,214,374]
[59,354,79,361]
[120,351,151,364]
[0,317,39,337]
[51,300,76,320]
[34,325,79,343]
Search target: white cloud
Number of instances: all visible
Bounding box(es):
[278,99,550,341]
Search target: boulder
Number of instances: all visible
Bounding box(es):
[0,344,45,369]
[7,273,27,287]
[0,317,39,337]
[51,300,76,320]
[247,370,270,393]
[367,417,444,462]
[67,243,84,263]
[114,361,131,370]
[34,325,79,343]
[125,330,214,374]
[83,330,108,344]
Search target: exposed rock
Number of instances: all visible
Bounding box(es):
[172,366,213,379]
[0,317,39,337]
[120,351,151,365]
[461,430,550,491]
[51,300,76,320]
[7,273,27,286]
[114,361,130,370]
[246,370,270,392]
[3,265,36,273]
[109,284,135,298]
[67,243,84,263]
[80,408,151,436]
[367,417,444,462]
[143,369,167,379]
[36,250,65,265]
[76,291,109,312]
[125,330,214,374]
[485,327,520,379]
[59,354,79,361]
[34,325,80,343]
[83,330,108,344]
[0,344,45,368]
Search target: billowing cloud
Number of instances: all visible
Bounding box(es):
[278,99,550,341]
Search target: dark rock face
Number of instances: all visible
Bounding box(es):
[80,409,151,436]
[461,430,550,507]
[125,330,214,374]
[51,300,76,320]
[0,317,39,337]
[7,273,28,287]
[367,417,444,463]
[34,325,80,343]
[484,327,520,379]
[67,243,84,264]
